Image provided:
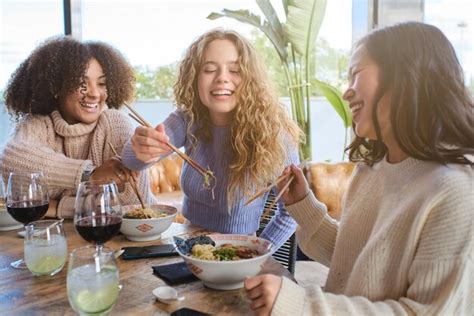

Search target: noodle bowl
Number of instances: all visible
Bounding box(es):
[175,234,273,290]
[120,204,177,241]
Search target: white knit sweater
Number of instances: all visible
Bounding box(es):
[274,157,473,315]
[0,109,156,217]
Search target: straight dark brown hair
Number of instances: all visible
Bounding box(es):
[347,22,473,165]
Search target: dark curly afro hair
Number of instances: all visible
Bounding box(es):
[4,36,135,120]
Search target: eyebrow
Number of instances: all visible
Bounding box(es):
[202,61,239,66]
[84,74,106,79]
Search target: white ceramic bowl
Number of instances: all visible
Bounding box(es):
[176,234,274,290]
[120,204,177,241]
[0,207,23,231]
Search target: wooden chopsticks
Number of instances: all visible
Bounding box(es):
[244,174,288,206]
[246,161,307,218]
[261,174,295,219]
[108,142,146,209]
[124,103,212,180]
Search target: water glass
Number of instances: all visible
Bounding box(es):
[67,245,120,316]
[24,219,67,276]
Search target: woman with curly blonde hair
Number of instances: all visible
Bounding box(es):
[123,29,302,249]
[0,36,156,219]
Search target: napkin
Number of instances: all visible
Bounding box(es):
[152,261,198,285]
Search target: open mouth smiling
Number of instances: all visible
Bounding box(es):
[211,89,233,97]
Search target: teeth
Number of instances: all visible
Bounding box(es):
[211,90,232,96]
[351,104,363,111]
[81,103,98,109]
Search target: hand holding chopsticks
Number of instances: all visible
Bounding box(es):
[247,161,308,219]
[108,142,146,209]
[124,103,216,189]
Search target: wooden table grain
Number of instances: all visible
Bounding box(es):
[0,220,294,315]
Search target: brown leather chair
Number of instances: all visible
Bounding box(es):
[304,162,355,220]
[148,154,185,223]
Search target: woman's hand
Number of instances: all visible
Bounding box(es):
[131,124,172,163]
[278,164,310,206]
[90,158,132,192]
[244,274,282,316]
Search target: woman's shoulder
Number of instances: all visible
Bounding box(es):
[426,162,472,192]
[14,113,53,131]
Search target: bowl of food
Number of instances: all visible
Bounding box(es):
[0,201,23,231]
[120,204,177,241]
[174,234,274,290]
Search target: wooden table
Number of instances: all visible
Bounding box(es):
[0,220,294,315]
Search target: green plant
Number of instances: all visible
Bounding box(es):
[208,0,351,160]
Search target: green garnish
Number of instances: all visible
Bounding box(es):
[213,248,236,261]
[203,170,215,188]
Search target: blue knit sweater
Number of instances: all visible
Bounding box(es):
[122,111,298,249]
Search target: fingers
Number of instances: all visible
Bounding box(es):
[135,125,169,146]
[131,126,171,163]
[244,275,281,316]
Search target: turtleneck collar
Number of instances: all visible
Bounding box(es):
[50,110,99,137]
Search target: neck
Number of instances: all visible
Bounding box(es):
[385,142,408,163]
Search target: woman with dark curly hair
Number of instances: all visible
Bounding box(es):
[122,29,303,250]
[0,36,156,218]
[245,22,473,316]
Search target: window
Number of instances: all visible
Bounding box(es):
[0,0,64,146]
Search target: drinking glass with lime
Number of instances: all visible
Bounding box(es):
[67,245,120,315]
[24,219,67,276]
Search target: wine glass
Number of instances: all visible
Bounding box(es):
[6,171,49,269]
[74,180,122,252]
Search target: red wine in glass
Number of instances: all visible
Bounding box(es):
[6,171,49,269]
[75,215,122,244]
[74,180,122,249]
[7,201,49,224]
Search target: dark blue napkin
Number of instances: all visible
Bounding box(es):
[152,261,198,285]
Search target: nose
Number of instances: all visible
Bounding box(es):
[215,69,230,83]
[342,87,355,101]
[87,83,101,98]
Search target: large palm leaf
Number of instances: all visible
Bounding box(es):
[208,9,287,60]
[284,0,327,57]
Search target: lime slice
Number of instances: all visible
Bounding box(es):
[28,255,66,274]
[74,280,119,314]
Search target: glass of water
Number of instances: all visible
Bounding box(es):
[24,219,67,276]
[67,245,120,315]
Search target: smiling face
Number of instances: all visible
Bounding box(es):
[197,39,242,126]
[58,58,107,124]
[343,45,392,141]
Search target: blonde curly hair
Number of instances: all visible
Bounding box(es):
[174,29,303,200]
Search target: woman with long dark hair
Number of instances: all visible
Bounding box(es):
[245,22,473,316]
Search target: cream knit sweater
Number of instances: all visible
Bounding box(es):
[274,157,473,315]
[0,109,156,218]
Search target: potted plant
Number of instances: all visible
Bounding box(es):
[208,0,351,160]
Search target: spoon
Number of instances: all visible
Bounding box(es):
[152,286,185,304]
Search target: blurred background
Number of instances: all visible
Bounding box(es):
[1,0,472,161]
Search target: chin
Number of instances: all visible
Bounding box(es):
[79,115,101,124]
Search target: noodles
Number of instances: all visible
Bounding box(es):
[124,208,167,219]
[191,244,216,260]
[190,243,260,261]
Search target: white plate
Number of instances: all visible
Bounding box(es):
[17,230,26,238]
[0,223,23,232]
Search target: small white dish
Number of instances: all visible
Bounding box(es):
[17,230,26,238]
[152,286,185,304]
[0,223,23,232]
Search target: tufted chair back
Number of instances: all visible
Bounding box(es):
[148,154,183,195]
[304,162,355,220]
